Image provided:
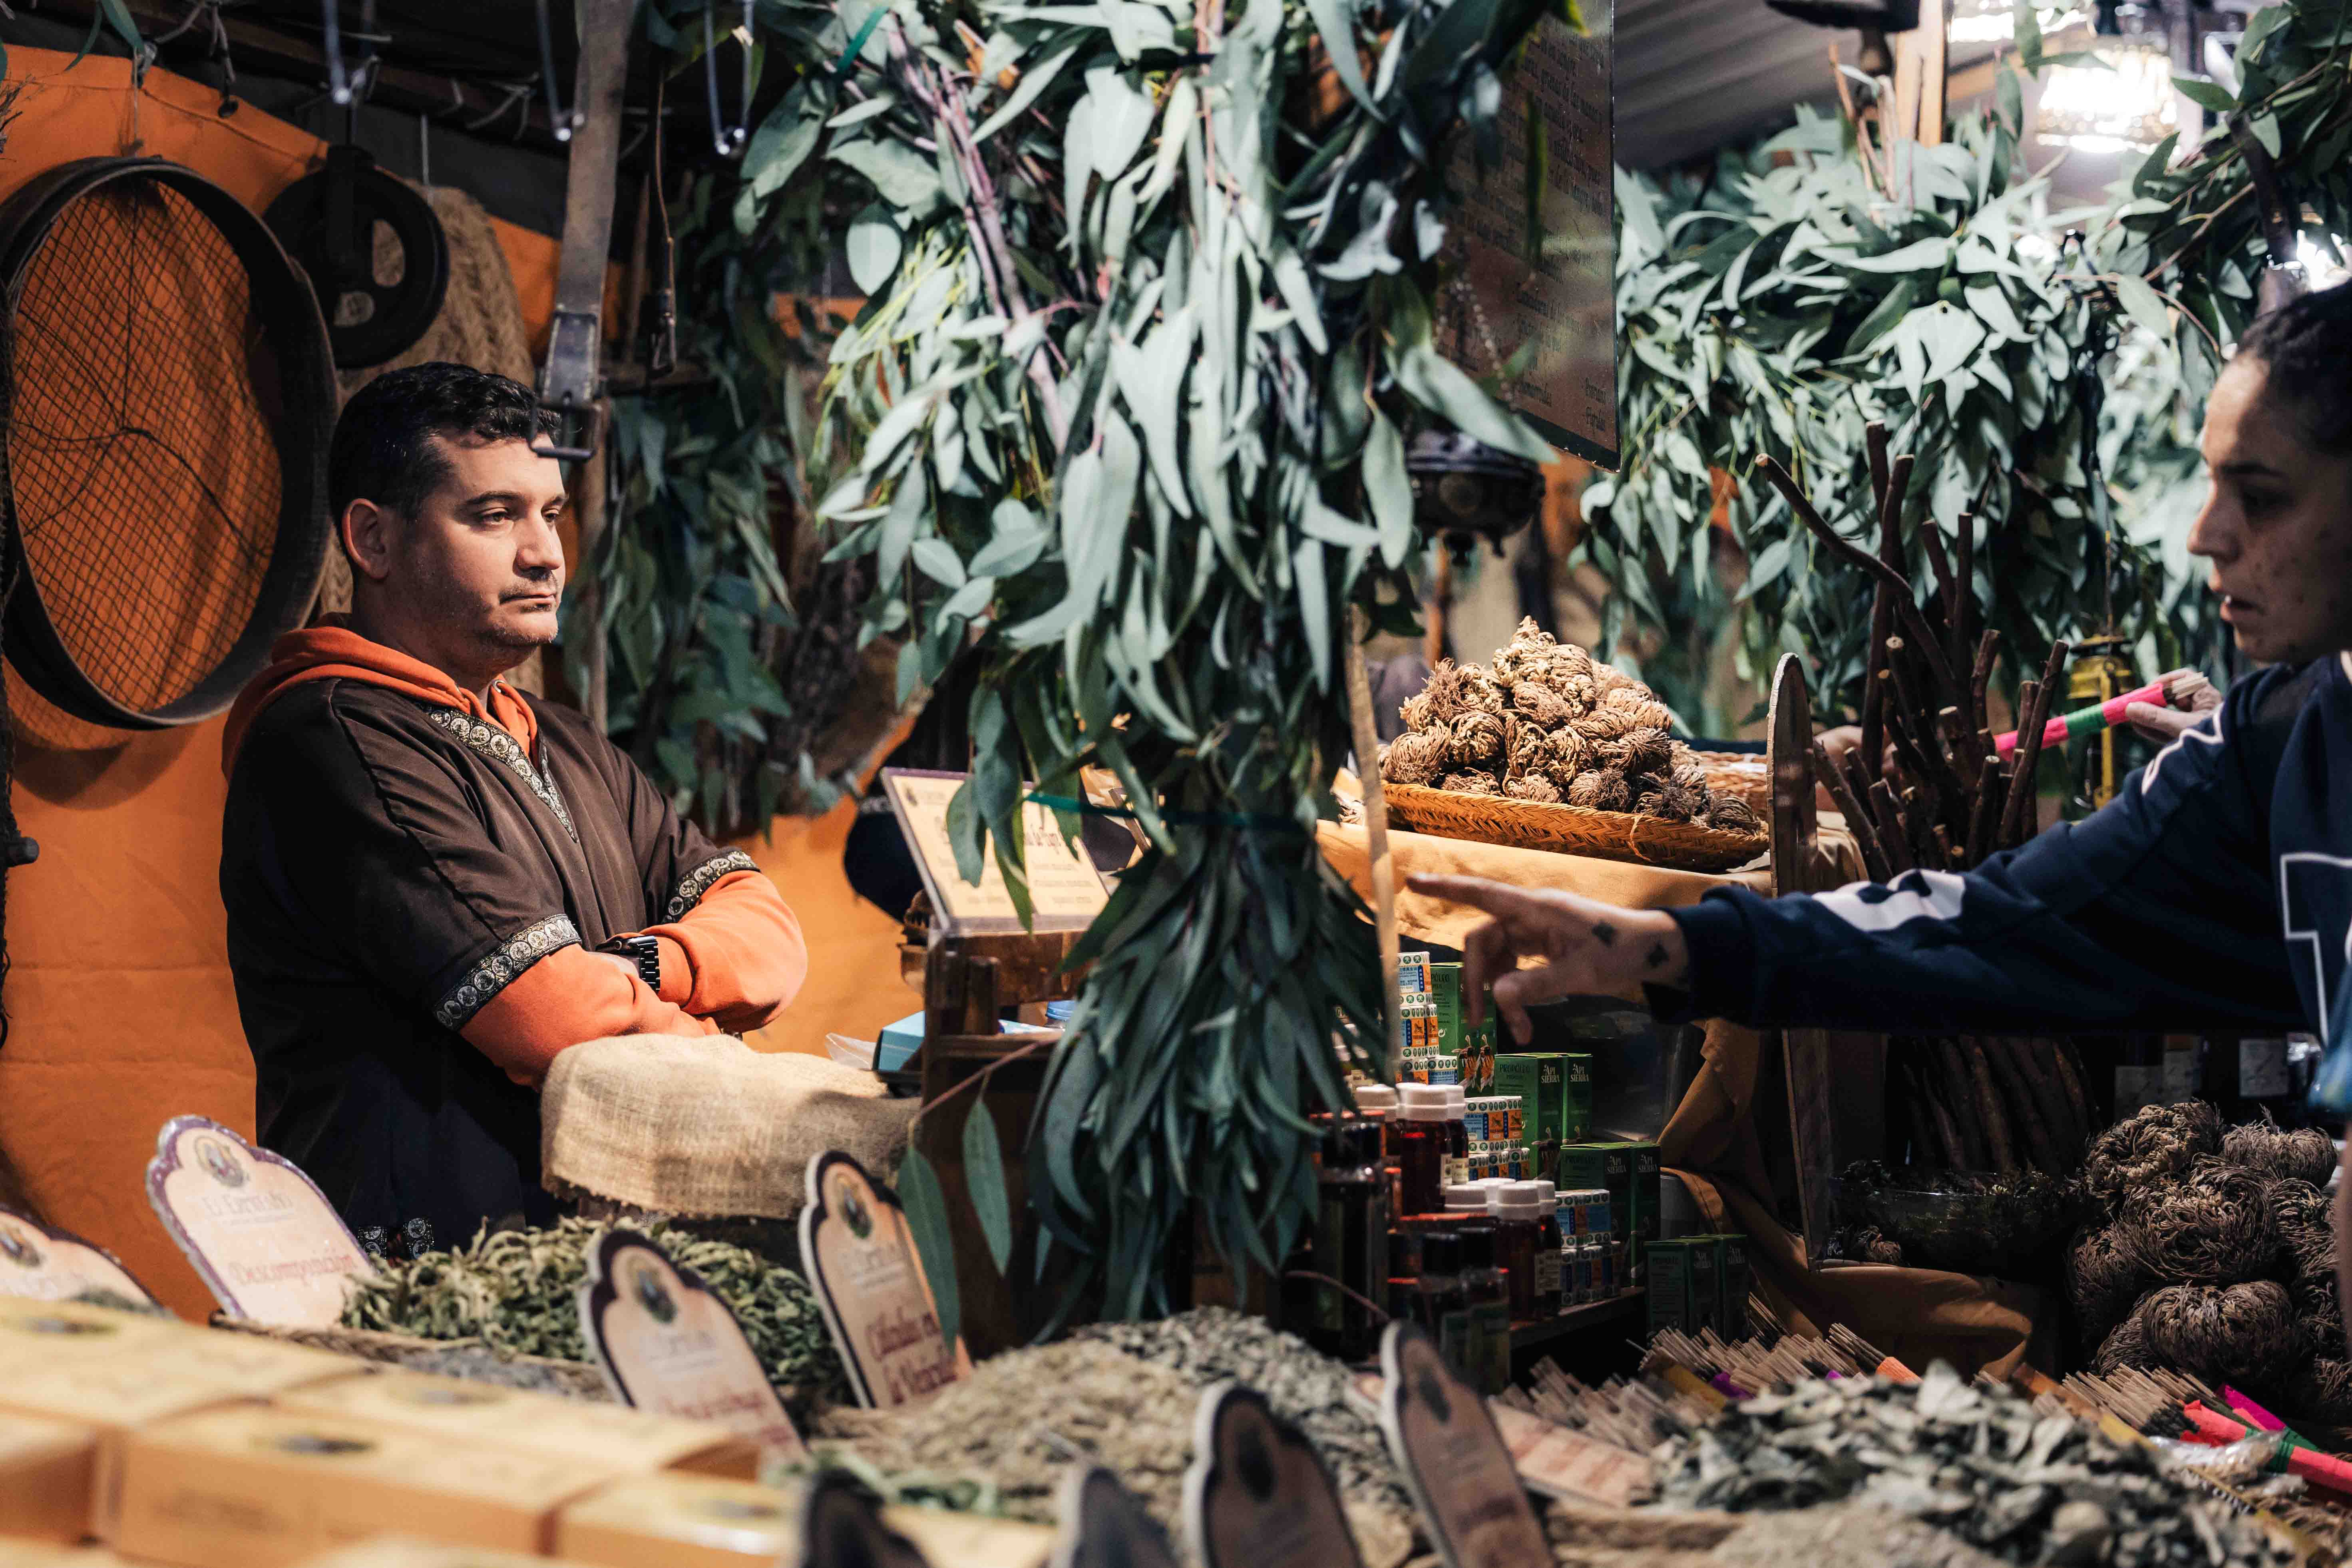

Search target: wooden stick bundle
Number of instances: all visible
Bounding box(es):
[1754,437,2100,1175]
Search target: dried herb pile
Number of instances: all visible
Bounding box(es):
[816,1322,1413,1563]
[1378,618,1758,832]
[2070,1104,2344,1419]
[1656,1363,2296,1568]
[340,1218,846,1402]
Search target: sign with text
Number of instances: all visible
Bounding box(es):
[1377,1323,1552,1568]
[1053,1465,1180,1568]
[881,768,1113,934]
[799,1152,969,1408]
[578,1230,805,1457]
[1484,1400,1654,1508]
[144,1116,372,1325]
[0,1207,155,1307]
[1183,1384,1363,1568]
[1442,3,1618,467]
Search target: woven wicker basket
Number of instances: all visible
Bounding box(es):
[1693,751,1771,815]
[209,1315,613,1400]
[1383,782,1768,873]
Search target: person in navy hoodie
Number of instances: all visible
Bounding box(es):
[1411,281,2352,1333]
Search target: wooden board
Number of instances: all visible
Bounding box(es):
[1765,655,1834,1270]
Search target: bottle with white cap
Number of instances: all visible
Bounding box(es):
[1397,1084,1455,1214]
[1492,1181,1544,1320]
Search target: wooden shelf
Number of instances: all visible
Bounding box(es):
[1510,1289,1644,1350]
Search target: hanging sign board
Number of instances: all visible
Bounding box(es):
[1053,1464,1181,1568]
[1182,1383,1363,1568]
[0,1207,155,1307]
[799,1151,970,1408]
[1375,1323,1552,1568]
[144,1116,372,1325]
[880,768,1113,935]
[577,1230,806,1457]
[1442,1,1618,468]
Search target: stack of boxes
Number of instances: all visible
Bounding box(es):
[0,1297,1053,1568]
[1642,1231,1755,1339]
[1557,1139,1659,1296]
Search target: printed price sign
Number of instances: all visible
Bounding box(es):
[1052,1465,1180,1568]
[880,768,1112,934]
[1183,1384,1363,1568]
[1439,3,1618,466]
[1376,1322,1551,1568]
[0,1207,156,1307]
[800,1151,970,1408]
[578,1230,805,1457]
[144,1116,372,1325]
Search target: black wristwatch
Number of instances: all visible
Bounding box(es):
[599,933,662,990]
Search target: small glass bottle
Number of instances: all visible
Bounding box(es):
[1492,1182,1544,1322]
[1457,1222,1512,1394]
[1307,1121,1391,1363]
[1532,1180,1564,1318]
[1416,1230,1473,1379]
[1441,1085,1472,1190]
[1397,1084,1451,1215]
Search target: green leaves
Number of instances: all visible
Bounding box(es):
[962,1101,1014,1273]
[848,206,904,293]
[2112,274,2173,341]
[893,1147,963,1356]
[2172,75,2238,115]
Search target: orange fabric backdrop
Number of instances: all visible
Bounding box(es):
[0,52,912,1319]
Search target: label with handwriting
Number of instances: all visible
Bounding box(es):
[1183,1384,1362,1568]
[1377,1322,1551,1568]
[579,1230,805,1456]
[799,1151,969,1407]
[0,1206,156,1307]
[144,1116,372,1325]
[880,768,1111,934]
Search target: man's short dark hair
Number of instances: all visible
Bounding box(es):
[326,362,561,522]
[2237,281,2352,456]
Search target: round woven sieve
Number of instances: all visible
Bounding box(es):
[0,158,335,729]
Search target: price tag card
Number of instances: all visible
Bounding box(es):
[799,1151,969,1408]
[1182,1384,1363,1568]
[144,1116,372,1325]
[0,1207,156,1307]
[1052,1465,1180,1568]
[880,768,1112,935]
[1483,1401,1655,1508]
[1376,1322,1551,1568]
[577,1230,806,1457]
[801,1470,933,1568]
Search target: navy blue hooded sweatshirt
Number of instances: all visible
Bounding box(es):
[1667,657,2352,1110]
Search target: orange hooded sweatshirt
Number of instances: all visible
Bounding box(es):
[223,620,804,1083]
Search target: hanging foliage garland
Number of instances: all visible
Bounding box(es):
[790,0,1566,1313]
[1586,87,2198,729]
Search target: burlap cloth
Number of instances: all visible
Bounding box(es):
[1320,819,2049,1378]
[541,1034,917,1219]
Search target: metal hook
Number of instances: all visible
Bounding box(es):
[533,0,586,141]
[323,0,381,106]
[704,0,753,156]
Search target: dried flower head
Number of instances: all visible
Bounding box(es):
[1704,795,1761,833]
[2137,1279,2305,1387]
[2121,1158,2278,1285]
[1379,731,1447,788]
[2223,1122,2338,1188]
[1399,688,1437,734]
[1504,775,1562,804]
[1547,727,1596,782]
[1440,769,1500,796]
[1457,668,1506,714]
[1510,682,1572,728]
[1565,768,1632,812]
[1448,709,1509,767]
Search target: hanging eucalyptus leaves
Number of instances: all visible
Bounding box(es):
[786,0,1566,1314]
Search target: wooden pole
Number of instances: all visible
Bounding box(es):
[1346,606,1401,1082]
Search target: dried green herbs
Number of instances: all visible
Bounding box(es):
[1656,1365,2296,1568]
[341,1218,846,1403]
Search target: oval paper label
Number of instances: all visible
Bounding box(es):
[144,1115,372,1325]
[1376,1321,1551,1568]
[577,1229,805,1457]
[1182,1383,1363,1568]
[0,1206,156,1306]
[798,1151,968,1408]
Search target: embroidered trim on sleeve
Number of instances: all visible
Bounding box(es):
[433,914,581,1031]
[426,708,580,843]
[665,849,761,920]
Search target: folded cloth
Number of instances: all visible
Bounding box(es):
[542,1035,916,1219]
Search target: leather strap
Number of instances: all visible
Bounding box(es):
[536,0,637,460]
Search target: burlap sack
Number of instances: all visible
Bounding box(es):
[541,1034,917,1219]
